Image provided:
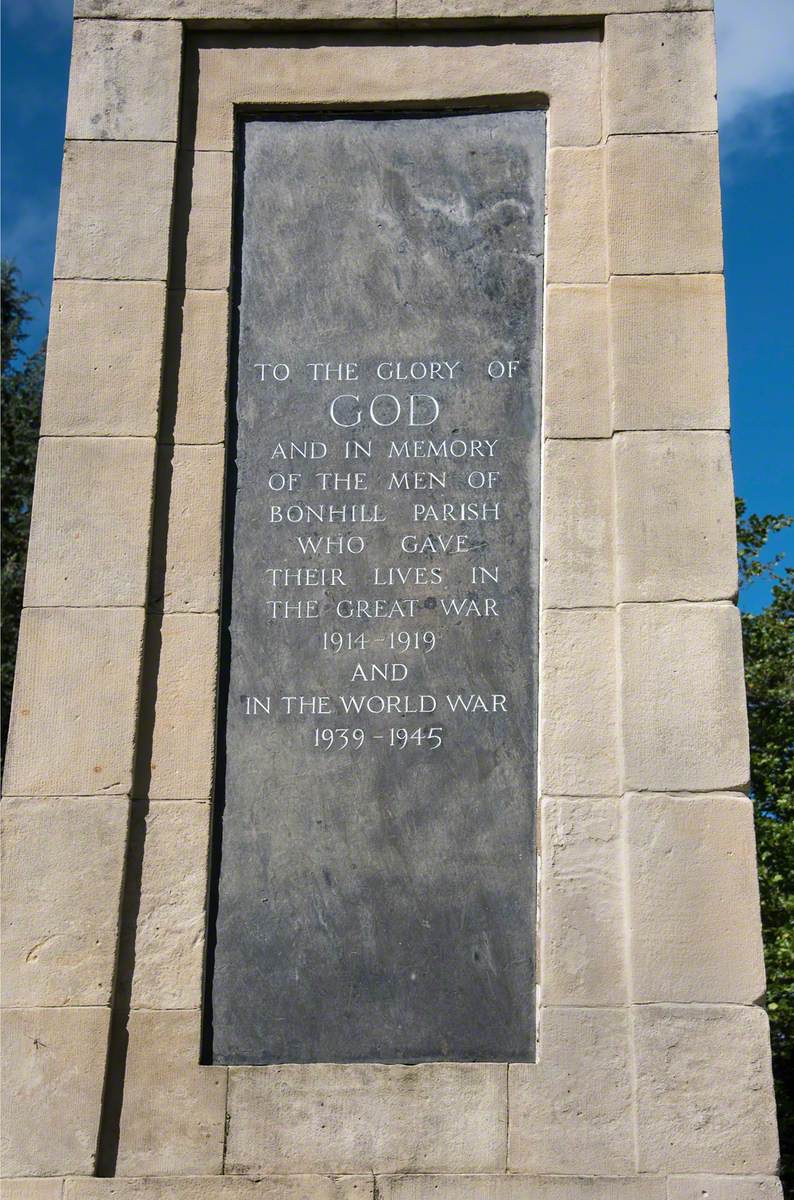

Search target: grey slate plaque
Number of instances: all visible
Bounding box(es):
[207,110,545,1064]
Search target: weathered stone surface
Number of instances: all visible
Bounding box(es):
[116,1011,226,1177]
[667,1178,783,1200]
[225,1064,507,1174]
[129,801,209,1010]
[1,797,128,1008]
[543,439,614,608]
[508,1008,634,1174]
[0,1007,109,1177]
[379,1178,666,1199]
[65,1180,373,1199]
[608,134,722,275]
[2,1181,65,1199]
[635,1005,779,1173]
[547,148,607,284]
[619,602,749,792]
[162,289,229,445]
[23,437,155,607]
[626,793,765,1004]
[76,0,392,16]
[149,444,224,614]
[190,37,600,153]
[614,431,737,602]
[55,141,175,281]
[540,798,626,1006]
[605,12,718,134]
[173,152,233,292]
[2,607,145,797]
[398,0,710,12]
[540,609,619,796]
[147,612,218,800]
[40,280,166,437]
[609,274,730,431]
[544,285,610,438]
[66,19,182,141]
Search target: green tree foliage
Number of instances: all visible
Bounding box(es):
[1,262,44,760]
[737,498,794,1186]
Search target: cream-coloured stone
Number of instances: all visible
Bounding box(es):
[163,290,229,445]
[544,286,610,438]
[379,1178,665,1200]
[608,134,722,275]
[626,793,765,1004]
[609,274,730,431]
[540,798,626,1006]
[65,1179,373,1199]
[543,439,613,608]
[147,613,218,800]
[226,1064,506,1174]
[0,1008,109,1177]
[668,1178,783,1200]
[117,1011,226,1177]
[66,20,182,141]
[76,0,393,16]
[398,0,710,13]
[149,445,224,613]
[2,1182,65,1199]
[173,152,233,292]
[40,280,166,437]
[54,141,175,282]
[2,607,145,797]
[23,437,155,608]
[614,431,737,602]
[190,38,600,152]
[539,609,619,796]
[547,148,607,284]
[605,13,718,134]
[1,797,128,1008]
[508,1008,634,1173]
[129,801,209,1010]
[619,602,749,792]
[635,1005,779,1173]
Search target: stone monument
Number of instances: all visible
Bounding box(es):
[1,2,782,1197]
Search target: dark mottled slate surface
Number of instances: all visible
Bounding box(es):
[208,111,545,1064]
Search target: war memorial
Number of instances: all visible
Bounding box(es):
[0,0,783,1195]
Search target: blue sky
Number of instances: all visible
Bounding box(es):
[2,0,792,610]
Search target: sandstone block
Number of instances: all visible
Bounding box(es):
[40,280,166,437]
[147,613,219,800]
[540,798,626,1006]
[547,148,607,284]
[668,1178,783,1200]
[65,1179,372,1199]
[0,1007,109,1177]
[614,431,737,602]
[129,801,209,1010]
[398,0,709,13]
[544,286,610,438]
[379,1178,665,1199]
[609,274,730,431]
[2,606,145,797]
[508,1007,634,1173]
[116,1011,226,1177]
[149,444,225,613]
[162,289,229,445]
[608,134,722,274]
[173,152,233,291]
[539,609,619,796]
[626,793,765,1004]
[619,602,749,792]
[605,13,718,134]
[225,1063,506,1174]
[634,1005,779,1173]
[23,437,155,608]
[543,439,613,608]
[55,141,175,281]
[2,1182,65,1199]
[76,0,393,16]
[1,797,128,1008]
[66,19,182,141]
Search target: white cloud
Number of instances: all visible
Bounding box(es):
[716,0,794,124]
